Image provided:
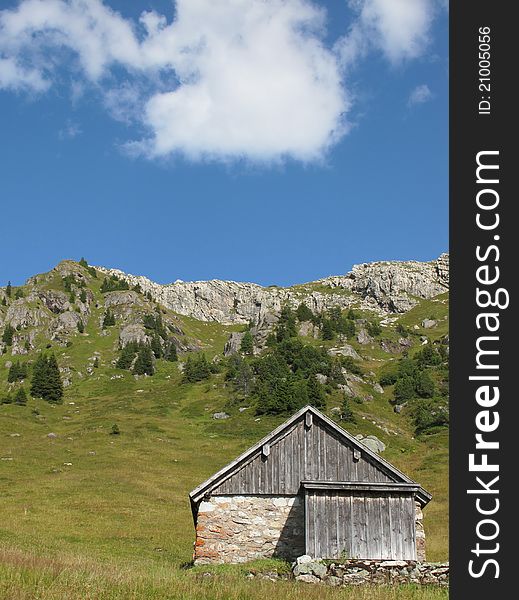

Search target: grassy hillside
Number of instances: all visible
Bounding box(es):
[0,262,448,598]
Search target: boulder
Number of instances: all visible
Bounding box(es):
[356,434,386,453]
[212,412,230,420]
[422,319,437,329]
[356,328,373,345]
[329,344,362,361]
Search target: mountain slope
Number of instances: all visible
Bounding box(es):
[0,256,449,586]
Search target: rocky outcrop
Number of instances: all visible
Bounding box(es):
[5,299,47,329]
[223,332,245,356]
[320,254,449,313]
[119,324,151,348]
[95,254,448,325]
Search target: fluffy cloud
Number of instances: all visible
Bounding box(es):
[0,0,442,163]
[408,83,433,106]
[337,0,436,66]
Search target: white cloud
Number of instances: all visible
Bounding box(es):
[337,0,436,66]
[408,83,433,106]
[0,0,443,163]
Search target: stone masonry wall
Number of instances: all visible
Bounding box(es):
[415,502,426,561]
[194,495,305,564]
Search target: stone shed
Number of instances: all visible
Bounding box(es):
[189,405,431,564]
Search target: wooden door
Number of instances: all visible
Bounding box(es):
[305,489,417,560]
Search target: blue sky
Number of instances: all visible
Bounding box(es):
[0,0,448,287]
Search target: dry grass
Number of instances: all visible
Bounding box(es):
[0,547,448,600]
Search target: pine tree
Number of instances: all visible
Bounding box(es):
[14,387,27,406]
[30,354,63,404]
[240,330,254,355]
[8,361,27,383]
[151,334,162,359]
[68,292,76,304]
[79,257,88,268]
[341,396,355,422]
[394,376,416,404]
[116,343,138,369]
[14,288,24,299]
[166,341,178,362]
[79,289,87,303]
[321,319,335,341]
[6,281,12,298]
[2,324,14,346]
[93,357,99,368]
[133,345,154,376]
[102,309,115,328]
[1,297,6,306]
[306,376,326,410]
[296,303,314,322]
[77,321,84,334]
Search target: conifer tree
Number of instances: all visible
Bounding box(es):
[77,321,84,334]
[296,303,314,322]
[30,354,63,404]
[166,341,178,362]
[6,281,12,298]
[306,376,326,410]
[133,345,154,376]
[116,343,138,370]
[151,334,162,359]
[1,297,6,306]
[2,324,14,346]
[102,309,116,328]
[79,289,87,303]
[240,330,254,355]
[14,387,27,406]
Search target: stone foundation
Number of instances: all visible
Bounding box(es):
[415,502,426,561]
[292,557,449,586]
[194,495,305,564]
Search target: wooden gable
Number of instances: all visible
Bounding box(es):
[190,406,431,507]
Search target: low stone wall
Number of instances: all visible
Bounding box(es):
[194,495,305,564]
[292,556,449,586]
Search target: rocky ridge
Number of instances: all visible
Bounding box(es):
[95,253,449,325]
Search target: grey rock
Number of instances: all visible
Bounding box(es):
[422,319,437,329]
[357,434,386,453]
[47,432,58,439]
[95,254,449,324]
[4,361,12,369]
[296,555,314,565]
[315,373,327,385]
[329,344,362,360]
[357,328,373,345]
[373,383,384,394]
[223,332,245,356]
[103,291,144,309]
[212,412,230,420]
[295,574,320,584]
[119,324,150,348]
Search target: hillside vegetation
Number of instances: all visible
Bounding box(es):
[0,259,449,598]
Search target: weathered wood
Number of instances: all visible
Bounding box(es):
[305,489,417,560]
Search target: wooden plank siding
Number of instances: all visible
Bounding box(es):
[305,489,417,560]
[215,418,395,496]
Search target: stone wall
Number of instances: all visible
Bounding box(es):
[194,495,305,564]
[415,501,426,561]
[292,556,449,587]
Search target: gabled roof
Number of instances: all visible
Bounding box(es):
[189,405,432,507]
